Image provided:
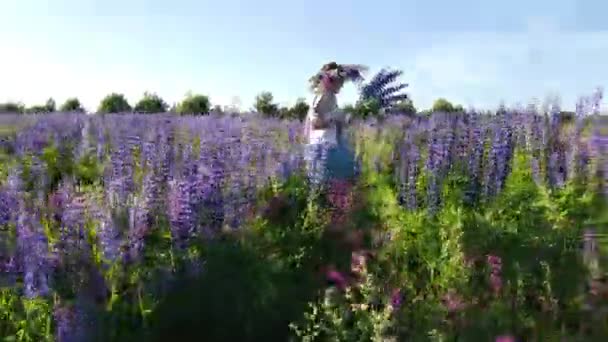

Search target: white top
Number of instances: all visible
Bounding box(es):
[305,91,347,145]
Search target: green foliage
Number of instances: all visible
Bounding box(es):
[278,98,309,121]
[18,140,102,195]
[431,98,464,113]
[23,99,55,114]
[133,92,168,114]
[121,174,330,342]
[393,98,416,115]
[141,241,317,341]
[254,91,279,117]
[291,98,310,121]
[0,290,54,342]
[75,152,103,186]
[340,127,608,340]
[40,143,75,193]
[176,92,210,115]
[291,274,397,341]
[45,98,56,113]
[2,115,607,341]
[98,93,132,113]
[59,98,84,112]
[24,106,45,114]
[0,149,13,184]
[344,98,381,120]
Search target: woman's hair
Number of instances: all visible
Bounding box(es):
[322,62,340,71]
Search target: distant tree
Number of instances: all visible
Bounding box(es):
[60,97,84,112]
[133,92,168,113]
[278,106,290,119]
[177,92,210,115]
[393,98,417,116]
[211,105,225,116]
[0,102,25,113]
[0,102,25,114]
[431,98,464,113]
[359,68,409,112]
[344,98,381,120]
[25,105,49,114]
[277,98,309,121]
[342,104,356,116]
[24,98,56,114]
[45,98,56,112]
[98,93,132,113]
[254,91,279,117]
[431,98,454,112]
[290,98,310,121]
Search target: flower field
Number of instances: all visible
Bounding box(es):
[0,91,607,341]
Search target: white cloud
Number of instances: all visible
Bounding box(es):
[391,28,608,111]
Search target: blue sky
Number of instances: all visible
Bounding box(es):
[0,0,606,112]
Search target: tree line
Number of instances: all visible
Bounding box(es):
[0,67,474,119]
[0,92,467,120]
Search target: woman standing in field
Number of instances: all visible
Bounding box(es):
[304,62,367,184]
[305,62,371,291]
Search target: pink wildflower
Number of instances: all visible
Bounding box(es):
[443,290,466,312]
[487,254,503,295]
[326,268,348,290]
[495,335,515,342]
[351,251,367,275]
[486,254,502,269]
[390,288,403,309]
[490,273,503,294]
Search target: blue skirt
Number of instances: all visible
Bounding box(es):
[305,128,357,184]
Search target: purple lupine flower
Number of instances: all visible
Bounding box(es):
[528,115,545,183]
[549,152,565,188]
[124,199,150,263]
[566,94,600,182]
[467,113,485,199]
[483,122,499,199]
[590,87,604,116]
[406,152,420,210]
[60,194,88,250]
[92,207,122,264]
[587,90,606,194]
[53,294,97,342]
[168,179,194,249]
[0,189,17,226]
[0,257,19,287]
[76,117,91,160]
[192,159,226,237]
[141,169,163,217]
[397,141,409,207]
[54,303,84,342]
[496,117,514,193]
[17,207,51,298]
[530,158,541,185]
[425,124,447,212]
